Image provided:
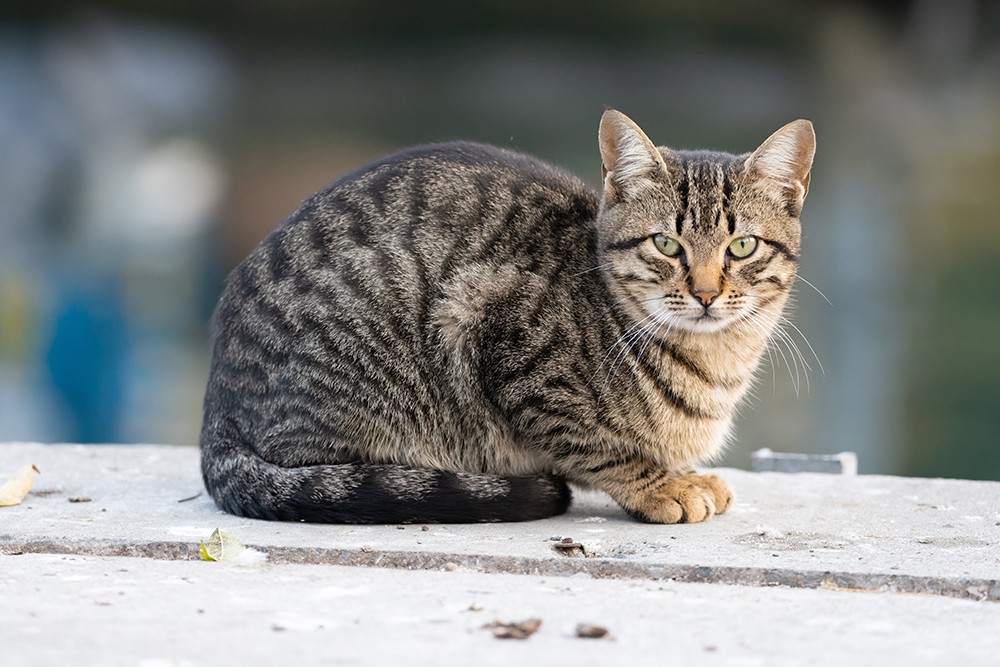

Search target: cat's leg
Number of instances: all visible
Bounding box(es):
[572,458,733,523]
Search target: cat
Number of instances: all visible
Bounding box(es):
[199,109,815,524]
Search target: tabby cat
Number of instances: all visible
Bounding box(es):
[200,110,815,524]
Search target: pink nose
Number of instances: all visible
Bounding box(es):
[693,290,720,306]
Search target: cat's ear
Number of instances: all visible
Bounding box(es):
[599,110,669,199]
[744,119,815,214]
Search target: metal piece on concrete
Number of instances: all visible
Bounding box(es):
[751,447,859,475]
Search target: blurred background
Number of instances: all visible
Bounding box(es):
[0,0,998,479]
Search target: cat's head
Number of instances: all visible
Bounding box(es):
[596,110,815,335]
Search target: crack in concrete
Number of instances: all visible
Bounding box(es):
[3,537,997,603]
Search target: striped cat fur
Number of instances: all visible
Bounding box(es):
[200,110,815,524]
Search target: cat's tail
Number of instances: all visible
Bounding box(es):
[200,439,572,523]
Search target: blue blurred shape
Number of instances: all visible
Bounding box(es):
[45,286,127,443]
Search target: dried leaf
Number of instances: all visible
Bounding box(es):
[199,527,247,562]
[484,618,542,639]
[0,465,40,507]
[575,623,610,639]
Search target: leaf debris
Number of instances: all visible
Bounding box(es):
[0,465,40,507]
[199,527,247,562]
[484,618,542,639]
[575,623,610,639]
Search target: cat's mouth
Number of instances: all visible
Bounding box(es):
[691,301,725,322]
[695,310,725,326]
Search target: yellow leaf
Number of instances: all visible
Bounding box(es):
[0,465,40,507]
[199,526,247,562]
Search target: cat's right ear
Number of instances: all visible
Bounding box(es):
[599,110,669,200]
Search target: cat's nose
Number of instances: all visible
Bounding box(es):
[693,290,720,307]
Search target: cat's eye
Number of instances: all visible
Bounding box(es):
[653,235,682,257]
[728,236,758,259]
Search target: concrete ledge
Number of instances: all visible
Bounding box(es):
[6,552,999,666]
[2,442,998,600]
[3,442,1000,666]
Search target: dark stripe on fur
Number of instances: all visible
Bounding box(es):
[659,340,721,387]
[634,352,715,420]
[584,451,641,474]
[604,236,648,254]
[765,238,799,263]
[635,467,673,493]
[676,167,689,215]
[755,275,787,290]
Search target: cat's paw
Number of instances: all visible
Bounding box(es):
[627,473,734,524]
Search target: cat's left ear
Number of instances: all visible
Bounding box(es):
[744,119,815,214]
[599,110,670,199]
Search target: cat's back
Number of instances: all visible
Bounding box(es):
[205,141,602,452]
[214,142,597,316]
[213,141,600,348]
[277,141,595,251]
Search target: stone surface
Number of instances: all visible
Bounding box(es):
[1,442,999,665]
[4,552,1000,667]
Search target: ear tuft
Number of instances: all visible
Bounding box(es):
[599,110,668,196]
[745,120,815,209]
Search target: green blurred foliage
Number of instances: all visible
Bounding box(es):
[904,142,1000,480]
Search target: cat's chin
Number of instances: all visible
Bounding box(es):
[673,313,738,335]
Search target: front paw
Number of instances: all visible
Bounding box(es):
[625,473,733,524]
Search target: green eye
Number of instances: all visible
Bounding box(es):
[654,235,682,257]
[729,236,758,259]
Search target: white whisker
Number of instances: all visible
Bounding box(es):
[780,314,825,376]
[601,308,666,398]
[637,311,675,362]
[741,312,778,394]
[764,339,777,394]
[772,324,806,394]
[796,275,833,307]
[742,308,801,396]
[588,309,662,387]
[568,262,614,278]
[655,312,679,358]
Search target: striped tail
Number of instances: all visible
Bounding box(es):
[200,439,571,524]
